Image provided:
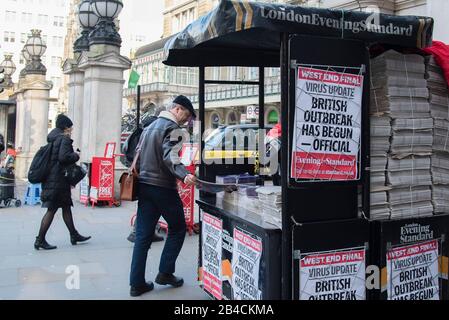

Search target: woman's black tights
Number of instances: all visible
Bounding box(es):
[38,207,77,239]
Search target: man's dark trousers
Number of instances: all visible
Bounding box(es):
[130,183,186,287]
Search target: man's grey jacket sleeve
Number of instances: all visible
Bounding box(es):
[162,131,190,181]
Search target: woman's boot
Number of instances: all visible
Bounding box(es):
[70,232,91,245]
[34,236,57,250]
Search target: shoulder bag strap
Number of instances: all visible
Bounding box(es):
[130,150,140,175]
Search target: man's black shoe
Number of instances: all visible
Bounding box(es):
[152,233,164,242]
[130,281,154,297]
[127,232,163,244]
[155,272,184,287]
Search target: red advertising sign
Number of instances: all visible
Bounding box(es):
[291,67,363,181]
[158,180,195,233]
[90,157,115,206]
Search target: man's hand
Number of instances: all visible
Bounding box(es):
[184,174,198,186]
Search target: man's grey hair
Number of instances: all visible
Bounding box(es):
[167,102,178,110]
[153,106,165,116]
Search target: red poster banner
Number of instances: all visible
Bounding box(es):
[291,67,363,181]
[90,157,115,206]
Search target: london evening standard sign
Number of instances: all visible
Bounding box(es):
[291,67,363,181]
[260,7,414,37]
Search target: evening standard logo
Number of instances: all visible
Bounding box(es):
[261,7,413,36]
[400,223,434,244]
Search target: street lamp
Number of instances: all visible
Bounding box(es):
[23,29,47,75]
[22,48,31,63]
[0,54,17,87]
[89,0,123,47]
[19,47,31,79]
[74,0,100,53]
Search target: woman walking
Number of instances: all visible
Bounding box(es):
[34,114,91,250]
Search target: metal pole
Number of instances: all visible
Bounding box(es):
[136,85,141,129]
[199,66,205,181]
[258,67,265,130]
[258,66,265,178]
[280,32,292,300]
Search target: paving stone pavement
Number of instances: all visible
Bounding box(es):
[0,181,209,300]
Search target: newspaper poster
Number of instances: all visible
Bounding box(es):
[291,67,363,180]
[299,247,366,300]
[79,163,90,204]
[202,212,223,300]
[98,159,114,198]
[387,240,440,300]
[231,228,263,300]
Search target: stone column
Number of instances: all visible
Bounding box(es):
[63,56,85,150]
[14,74,52,179]
[78,44,131,196]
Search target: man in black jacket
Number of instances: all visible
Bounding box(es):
[129,95,197,297]
[124,108,165,244]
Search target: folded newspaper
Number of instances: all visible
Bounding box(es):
[196,179,238,193]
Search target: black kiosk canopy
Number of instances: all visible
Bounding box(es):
[163,0,434,67]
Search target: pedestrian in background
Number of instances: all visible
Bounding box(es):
[129,95,197,297]
[0,133,5,155]
[34,114,91,250]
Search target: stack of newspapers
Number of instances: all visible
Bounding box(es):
[369,115,391,219]
[386,156,433,218]
[426,56,449,214]
[256,186,282,229]
[370,50,433,219]
[370,50,430,118]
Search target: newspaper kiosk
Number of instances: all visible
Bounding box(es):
[163,0,444,300]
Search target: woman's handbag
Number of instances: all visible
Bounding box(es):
[63,164,87,186]
[119,151,139,201]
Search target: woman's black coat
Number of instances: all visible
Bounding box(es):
[41,128,80,209]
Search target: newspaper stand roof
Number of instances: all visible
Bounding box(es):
[163,0,433,67]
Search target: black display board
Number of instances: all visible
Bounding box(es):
[197,199,282,300]
[287,35,371,223]
[369,215,449,300]
[292,218,370,300]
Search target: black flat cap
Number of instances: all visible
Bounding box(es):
[173,95,196,119]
